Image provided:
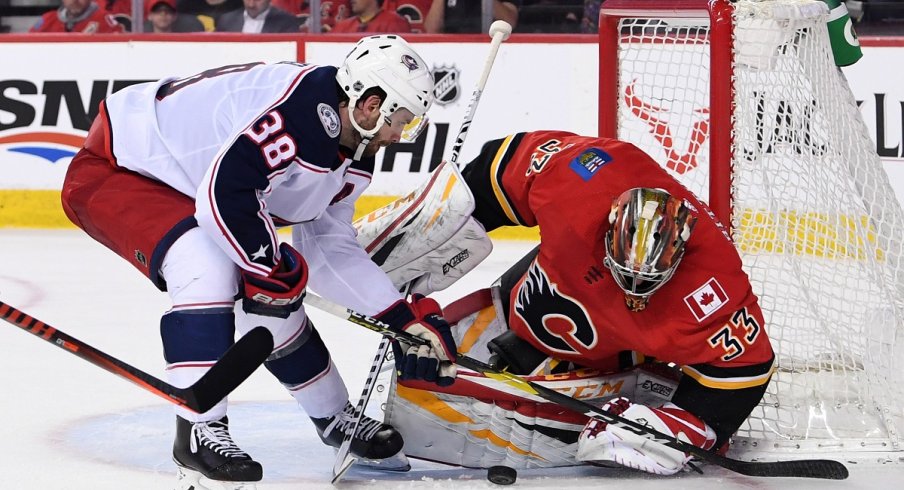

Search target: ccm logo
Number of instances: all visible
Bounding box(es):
[251,292,304,306]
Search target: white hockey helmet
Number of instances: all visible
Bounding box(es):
[336,35,434,152]
[604,188,697,311]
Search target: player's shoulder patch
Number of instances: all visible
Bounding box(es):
[683,277,730,322]
[317,103,341,138]
[569,147,613,181]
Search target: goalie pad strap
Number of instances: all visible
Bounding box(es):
[444,288,493,324]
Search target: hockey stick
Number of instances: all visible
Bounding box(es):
[0,300,273,414]
[331,335,393,483]
[450,20,513,165]
[330,21,515,484]
[304,293,850,480]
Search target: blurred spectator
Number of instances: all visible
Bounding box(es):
[517,0,581,33]
[99,0,133,29]
[29,0,125,33]
[384,0,431,32]
[331,0,411,33]
[424,0,519,33]
[581,0,598,34]
[177,0,244,31]
[216,0,301,32]
[272,0,350,32]
[145,0,206,32]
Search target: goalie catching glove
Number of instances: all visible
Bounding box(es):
[376,295,458,386]
[241,243,308,319]
[577,397,717,475]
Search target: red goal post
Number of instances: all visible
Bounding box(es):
[597,0,904,460]
[599,0,734,225]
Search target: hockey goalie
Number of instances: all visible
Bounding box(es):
[356,131,776,475]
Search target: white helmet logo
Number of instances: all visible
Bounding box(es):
[401,54,419,71]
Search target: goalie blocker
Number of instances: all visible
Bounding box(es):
[354,161,493,296]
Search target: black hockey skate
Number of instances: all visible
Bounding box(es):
[311,401,404,460]
[173,416,262,489]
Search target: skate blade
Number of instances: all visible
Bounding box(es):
[175,465,258,490]
[353,451,411,472]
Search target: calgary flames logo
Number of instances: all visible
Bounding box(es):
[625,81,709,175]
[514,261,597,355]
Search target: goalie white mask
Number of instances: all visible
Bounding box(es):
[336,35,435,158]
[604,188,697,312]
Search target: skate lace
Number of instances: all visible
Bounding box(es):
[323,404,383,441]
[189,419,250,459]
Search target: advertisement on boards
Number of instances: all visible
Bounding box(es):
[0,41,297,189]
[0,39,901,203]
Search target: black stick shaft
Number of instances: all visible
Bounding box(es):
[0,300,272,413]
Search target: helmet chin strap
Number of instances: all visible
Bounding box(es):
[346,98,387,161]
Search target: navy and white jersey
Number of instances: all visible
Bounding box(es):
[104,61,403,313]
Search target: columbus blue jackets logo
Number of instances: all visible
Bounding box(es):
[401,54,420,71]
[317,103,340,138]
[514,261,598,355]
[432,65,460,106]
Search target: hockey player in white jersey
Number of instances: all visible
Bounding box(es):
[60,35,457,488]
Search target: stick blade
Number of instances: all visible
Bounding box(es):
[726,458,849,480]
[183,326,274,413]
[331,454,357,484]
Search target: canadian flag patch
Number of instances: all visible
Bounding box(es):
[684,278,729,321]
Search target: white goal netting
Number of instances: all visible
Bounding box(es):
[604,0,904,459]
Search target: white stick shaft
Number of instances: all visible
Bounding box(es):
[450,27,510,165]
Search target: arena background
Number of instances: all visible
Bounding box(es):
[1,34,902,242]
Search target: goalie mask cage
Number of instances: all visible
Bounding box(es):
[599,0,904,460]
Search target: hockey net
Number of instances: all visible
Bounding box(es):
[599,0,904,460]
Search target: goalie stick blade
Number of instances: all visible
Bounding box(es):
[179,326,274,413]
[722,457,849,480]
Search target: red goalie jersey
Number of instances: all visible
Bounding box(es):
[463,131,774,380]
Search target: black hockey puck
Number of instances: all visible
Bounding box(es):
[487,465,517,485]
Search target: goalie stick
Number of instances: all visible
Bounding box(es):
[329,20,515,485]
[0,300,273,414]
[304,293,850,481]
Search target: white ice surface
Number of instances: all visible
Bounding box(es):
[0,229,901,489]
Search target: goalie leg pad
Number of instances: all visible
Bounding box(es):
[355,162,485,293]
[576,397,716,475]
[404,216,493,295]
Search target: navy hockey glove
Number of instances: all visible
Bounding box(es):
[241,243,308,319]
[376,295,458,386]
